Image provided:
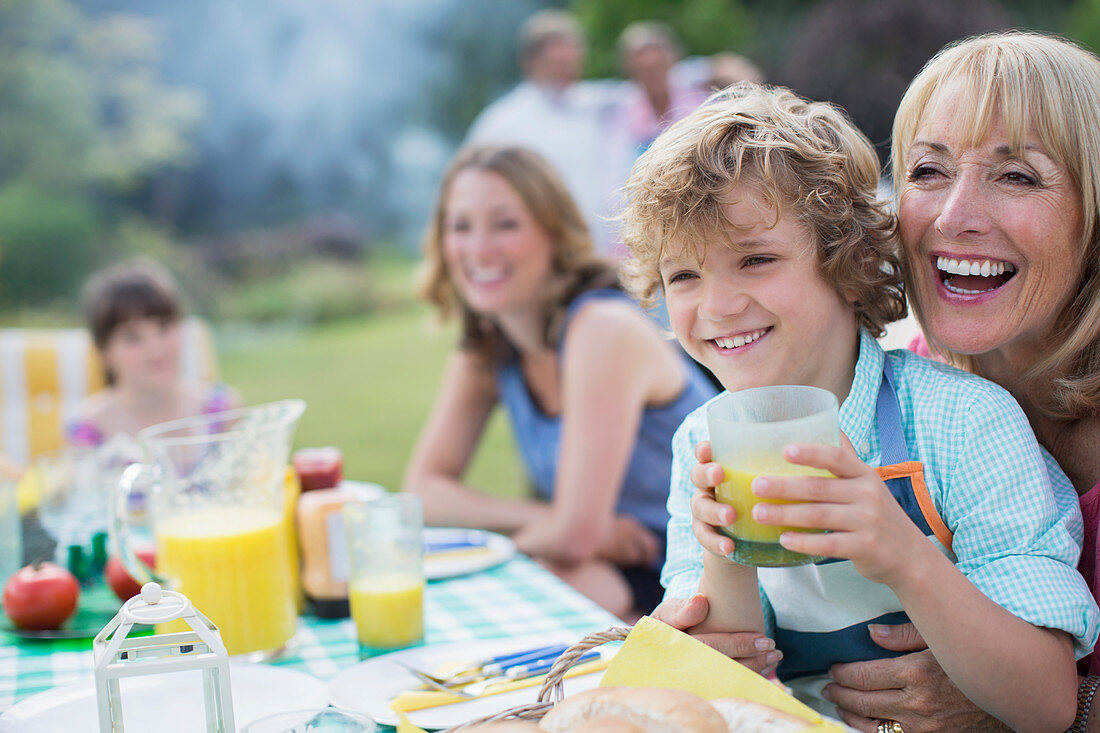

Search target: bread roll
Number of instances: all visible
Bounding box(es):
[538,687,726,733]
[572,717,647,733]
[708,698,811,732]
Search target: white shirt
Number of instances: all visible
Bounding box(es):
[466,80,629,254]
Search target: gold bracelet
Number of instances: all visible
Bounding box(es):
[1072,675,1100,733]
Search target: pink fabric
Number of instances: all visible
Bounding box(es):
[621,82,706,151]
[907,333,933,359]
[1080,482,1100,675]
[65,384,234,447]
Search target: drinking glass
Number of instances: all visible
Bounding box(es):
[344,494,424,654]
[241,708,376,733]
[707,385,839,567]
[36,440,137,566]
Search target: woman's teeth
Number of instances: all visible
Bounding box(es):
[715,330,766,349]
[936,256,1016,295]
[936,256,1015,277]
[468,265,507,283]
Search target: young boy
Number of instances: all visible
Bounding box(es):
[619,84,1099,732]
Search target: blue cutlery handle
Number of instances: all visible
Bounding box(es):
[484,644,569,671]
[423,540,484,553]
[503,649,602,679]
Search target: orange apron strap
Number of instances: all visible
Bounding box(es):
[875,461,954,553]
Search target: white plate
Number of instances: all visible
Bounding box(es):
[327,633,611,729]
[423,528,516,580]
[0,664,328,732]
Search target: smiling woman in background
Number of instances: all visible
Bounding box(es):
[404,145,716,619]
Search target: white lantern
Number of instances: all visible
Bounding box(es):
[93,582,235,732]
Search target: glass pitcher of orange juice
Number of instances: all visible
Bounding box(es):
[112,399,305,659]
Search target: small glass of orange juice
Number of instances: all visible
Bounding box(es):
[344,494,425,655]
[707,385,839,567]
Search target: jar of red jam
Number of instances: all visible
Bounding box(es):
[292,447,344,493]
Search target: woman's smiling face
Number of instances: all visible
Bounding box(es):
[441,168,554,319]
[898,79,1086,360]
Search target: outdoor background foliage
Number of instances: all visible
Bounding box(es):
[0,0,1089,492]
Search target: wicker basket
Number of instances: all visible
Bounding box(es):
[442,626,632,732]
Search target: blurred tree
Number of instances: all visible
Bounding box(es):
[571,0,753,78]
[775,0,1011,167]
[1067,0,1100,52]
[0,0,200,307]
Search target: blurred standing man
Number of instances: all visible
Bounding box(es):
[466,10,623,255]
[613,22,706,159]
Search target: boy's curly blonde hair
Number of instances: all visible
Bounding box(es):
[620,83,905,337]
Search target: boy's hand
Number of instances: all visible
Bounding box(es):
[651,595,779,674]
[688,440,737,557]
[749,439,932,586]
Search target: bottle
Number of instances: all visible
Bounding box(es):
[296,481,385,618]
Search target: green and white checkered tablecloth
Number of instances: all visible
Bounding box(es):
[0,555,622,713]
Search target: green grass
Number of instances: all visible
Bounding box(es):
[217,300,527,501]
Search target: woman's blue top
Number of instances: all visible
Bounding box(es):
[494,289,718,565]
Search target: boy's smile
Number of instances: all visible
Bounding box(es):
[659,185,859,401]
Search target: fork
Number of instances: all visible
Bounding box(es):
[395,660,461,694]
[398,643,570,686]
[451,649,604,699]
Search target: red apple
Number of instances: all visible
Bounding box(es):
[3,562,80,630]
[104,550,156,602]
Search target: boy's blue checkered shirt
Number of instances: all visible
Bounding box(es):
[662,330,1100,657]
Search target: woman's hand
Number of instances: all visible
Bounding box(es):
[598,515,659,568]
[751,441,933,586]
[688,441,737,557]
[650,595,781,675]
[822,623,1008,732]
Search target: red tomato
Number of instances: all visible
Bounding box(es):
[2,562,80,630]
[104,550,156,602]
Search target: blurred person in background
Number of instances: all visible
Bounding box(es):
[465,9,623,255]
[405,145,717,619]
[604,22,711,260]
[613,21,707,159]
[704,52,765,92]
[67,259,238,447]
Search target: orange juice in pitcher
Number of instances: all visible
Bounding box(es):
[113,399,306,659]
[156,506,296,655]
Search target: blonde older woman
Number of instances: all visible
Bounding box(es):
[660,32,1100,732]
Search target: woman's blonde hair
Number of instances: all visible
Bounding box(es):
[892,31,1100,417]
[621,82,904,337]
[418,145,617,357]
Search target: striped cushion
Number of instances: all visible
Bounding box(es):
[0,318,217,464]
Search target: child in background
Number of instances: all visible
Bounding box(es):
[68,259,238,446]
[619,83,1098,731]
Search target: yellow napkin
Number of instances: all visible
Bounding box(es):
[601,617,845,731]
[397,712,426,733]
[390,657,611,713]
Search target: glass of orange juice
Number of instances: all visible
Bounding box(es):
[344,494,425,655]
[707,385,839,567]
